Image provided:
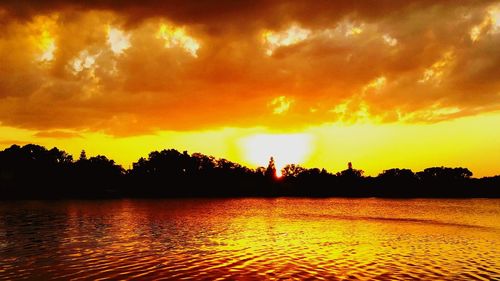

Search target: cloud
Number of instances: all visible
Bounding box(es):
[33,130,83,138]
[0,1,499,135]
[0,140,31,146]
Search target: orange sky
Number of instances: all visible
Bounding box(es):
[0,1,499,176]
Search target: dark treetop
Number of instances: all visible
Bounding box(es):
[0,144,498,199]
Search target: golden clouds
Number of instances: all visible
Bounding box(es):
[29,15,58,63]
[37,30,56,62]
[0,1,499,136]
[70,50,98,73]
[363,77,387,94]
[263,25,311,56]
[382,34,398,47]
[156,24,200,57]
[107,27,131,55]
[470,4,500,42]
[418,51,455,84]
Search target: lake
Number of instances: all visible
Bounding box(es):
[0,198,499,280]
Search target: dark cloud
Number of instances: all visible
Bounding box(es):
[1,1,495,27]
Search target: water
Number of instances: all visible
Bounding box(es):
[0,199,499,280]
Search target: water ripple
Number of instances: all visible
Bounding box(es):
[0,198,499,280]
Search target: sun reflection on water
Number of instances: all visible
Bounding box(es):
[0,199,499,280]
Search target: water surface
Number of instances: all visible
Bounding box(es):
[1,199,499,280]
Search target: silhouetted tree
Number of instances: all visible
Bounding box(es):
[0,144,73,198]
[337,162,364,178]
[79,150,87,161]
[333,162,366,196]
[71,153,124,197]
[416,167,472,181]
[282,164,306,178]
[376,168,418,197]
[265,157,277,179]
[415,167,474,197]
[255,166,266,176]
[0,144,499,199]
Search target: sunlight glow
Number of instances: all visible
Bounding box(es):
[470,25,483,42]
[470,4,500,42]
[432,106,461,116]
[275,168,283,178]
[263,25,311,56]
[382,34,398,46]
[70,50,98,73]
[240,134,313,174]
[107,26,131,55]
[29,16,59,63]
[418,51,454,84]
[157,24,200,57]
[491,6,500,30]
[1,114,499,178]
[270,96,292,114]
[345,25,363,36]
[363,76,387,93]
[38,31,56,62]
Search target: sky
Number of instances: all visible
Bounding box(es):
[0,1,499,176]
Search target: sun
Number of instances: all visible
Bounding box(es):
[239,133,313,176]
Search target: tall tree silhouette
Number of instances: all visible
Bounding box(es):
[337,162,364,178]
[265,157,277,179]
[79,150,87,161]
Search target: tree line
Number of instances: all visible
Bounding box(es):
[0,144,498,199]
